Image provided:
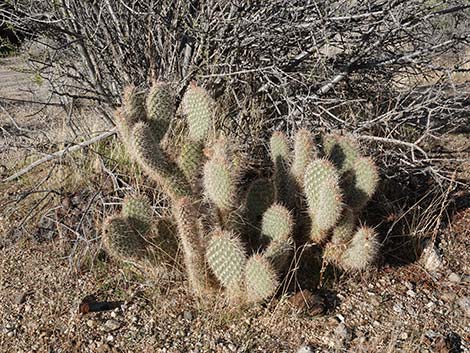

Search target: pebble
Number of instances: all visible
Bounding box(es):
[14,291,28,305]
[183,311,193,321]
[399,332,408,340]
[448,273,461,283]
[458,296,470,317]
[393,302,403,314]
[86,320,96,328]
[106,334,114,342]
[406,289,416,297]
[334,323,352,342]
[104,319,121,331]
[404,281,413,290]
[420,240,442,272]
[440,292,456,302]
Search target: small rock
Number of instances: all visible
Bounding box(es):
[393,302,403,314]
[425,301,436,310]
[404,281,413,290]
[297,345,314,353]
[86,320,96,328]
[420,240,442,272]
[399,332,408,340]
[440,292,456,302]
[227,343,236,352]
[425,330,438,339]
[14,291,29,305]
[406,289,416,297]
[458,296,470,317]
[334,323,352,342]
[447,273,461,283]
[104,319,121,331]
[183,311,193,321]
[106,334,114,342]
[289,290,325,316]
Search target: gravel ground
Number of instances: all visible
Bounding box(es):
[1,208,468,352]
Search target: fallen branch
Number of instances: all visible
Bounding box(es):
[2,129,117,183]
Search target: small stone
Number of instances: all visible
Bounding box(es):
[334,323,352,342]
[404,281,413,290]
[289,290,325,316]
[399,332,408,340]
[420,240,442,272]
[458,296,470,317]
[297,345,314,353]
[227,343,236,352]
[14,291,29,305]
[448,273,461,283]
[425,330,437,339]
[406,289,416,297]
[393,302,403,314]
[183,311,193,321]
[440,292,456,302]
[86,320,96,328]
[111,311,118,318]
[425,301,436,310]
[104,319,121,331]
[106,334,114,342]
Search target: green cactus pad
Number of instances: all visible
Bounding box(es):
[261,203,293,242]
[131,122,191,200]
[245,254,279,303]
[331,207,356,244]
[102,216,147,261]
[122,85,146,127]
[270,131,290,162]
[203,156,235,212]
[122,195,153,234]
[291,129,315,183]
[181,83,214,142]
[178,141,204,182]
[323,134,360,173]
[304,159,343,243]
[146,82,174,142]
[207,229,247,289]
[340,226,380,270]
[264,238,294,273]
[344,157,379,210]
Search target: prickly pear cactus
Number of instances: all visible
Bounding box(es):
[102,81,381,305]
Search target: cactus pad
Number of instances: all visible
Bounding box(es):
[181,83,214,142]
[245,254,279,302]
[207,229,246,289]
[132,122,191,199]
[146,82,174,141]
[340,227,380,270]
[292,129,315,183]
[323,134,360,173]
[102,216,147,260]
[261,203,293,242]
[203,155,235,212]
[304,159,343,243]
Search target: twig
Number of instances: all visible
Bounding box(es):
[2,129,117,183]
